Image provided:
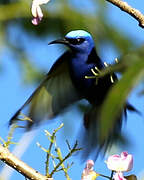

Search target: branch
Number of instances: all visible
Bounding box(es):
[44,123,64,176]
[0,144,53,180]
[50,141,82,177]
[106,0,144,28]
[0,131,36,180]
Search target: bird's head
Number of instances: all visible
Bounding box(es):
[49,30,95,54]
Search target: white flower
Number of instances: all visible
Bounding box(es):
[106,152,133,180]
[31,0,50,25]
[106,151,133,172]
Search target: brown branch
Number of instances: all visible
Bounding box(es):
[106,0,144,28]
[0,144,53,180]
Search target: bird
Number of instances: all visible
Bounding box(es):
[9,30,136,158]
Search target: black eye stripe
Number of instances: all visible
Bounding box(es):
[65,38,85,45]
[77,38,85,43]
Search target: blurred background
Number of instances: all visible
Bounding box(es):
[0,0,144,179]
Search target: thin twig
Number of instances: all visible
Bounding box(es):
[45,133,55,176]
[50,141,82,177]
[0,144,53,180]
[110,171,114,179]
[99,173,111,179]
[45,124,64,177]
[106,0,144,28]
[5,124,18,148]
[55,148,71,180]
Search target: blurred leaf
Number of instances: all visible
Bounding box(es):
[0,1,30,21]
[100,56,144,141]
[119,45,144,69]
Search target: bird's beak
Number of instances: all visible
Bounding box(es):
[48,38,69,45]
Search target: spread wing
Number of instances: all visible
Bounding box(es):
[10,52,81,129]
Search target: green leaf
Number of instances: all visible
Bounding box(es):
[100,58,144,141]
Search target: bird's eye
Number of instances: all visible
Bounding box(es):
[66,38,85,45]
[76,38,85,44]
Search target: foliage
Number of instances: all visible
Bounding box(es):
[0,0,143,139]
[0,0,144,179]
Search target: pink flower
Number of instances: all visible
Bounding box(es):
[31,0,50,25]
[81,160,99,180]
[113,172,127,180]
[106,151,133,172]
[85,160,94,171]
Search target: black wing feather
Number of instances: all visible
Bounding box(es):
[10,52,80,129]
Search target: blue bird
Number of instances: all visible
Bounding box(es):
[10,30,136,157]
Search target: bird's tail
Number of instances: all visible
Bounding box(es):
[81,102,139,160]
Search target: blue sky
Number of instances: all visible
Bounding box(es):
[0,0,144,179]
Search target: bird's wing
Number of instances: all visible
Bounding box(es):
[81,105,123,160]
[10,52,80,129]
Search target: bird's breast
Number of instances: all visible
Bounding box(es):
[69,56,97,97]
[69,55,113,105]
